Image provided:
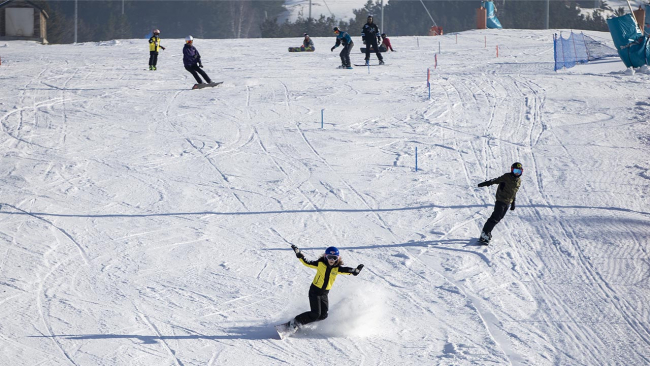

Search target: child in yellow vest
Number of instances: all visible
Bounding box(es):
[148,29,166,70]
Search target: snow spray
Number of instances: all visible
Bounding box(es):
[312,283,390,337]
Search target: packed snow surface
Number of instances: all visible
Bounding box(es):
[0,29,649,365]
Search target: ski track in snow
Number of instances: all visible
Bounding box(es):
[0,31,648,365]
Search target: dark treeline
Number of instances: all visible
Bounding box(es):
[263,0,612,39]
[40,0,614,43]
[41,0,285,43]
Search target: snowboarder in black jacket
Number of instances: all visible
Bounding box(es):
[286,245,364,331]
[477,162,523,243]
[361,15,384,65]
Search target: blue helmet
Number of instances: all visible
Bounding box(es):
[325,246,339,256]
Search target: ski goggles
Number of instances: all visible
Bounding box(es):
[512,168,523,175]
[326,255,339,261]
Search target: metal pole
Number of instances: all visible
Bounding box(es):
[381,0,384,32]
[309,0,312,22]
[122,0,125,15]
[545,0,549,29]
[74,0,78,44]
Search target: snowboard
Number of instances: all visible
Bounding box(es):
[360,46,387,53]
[275,322,298,340]
[288,47,314,52]
[192,81,223,90]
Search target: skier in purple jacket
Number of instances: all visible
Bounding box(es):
[183,36,212,85]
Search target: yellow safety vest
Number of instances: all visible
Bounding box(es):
[149,36,162,52]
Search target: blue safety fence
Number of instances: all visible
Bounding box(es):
[554,31,617,71]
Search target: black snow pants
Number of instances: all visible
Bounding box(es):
[364,38,383,62]
[294,287,329,326]
[185,64,212,84]
[149,51,159,67]
[482,201,510,235]
[340,42,354,67]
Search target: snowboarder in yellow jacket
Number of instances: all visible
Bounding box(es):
[148,29,165,70]
[287,245,364,331]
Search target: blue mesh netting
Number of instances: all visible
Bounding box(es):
[554,31,617,71]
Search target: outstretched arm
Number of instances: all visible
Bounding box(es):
[291,245,318,268]
[338,264,364,276]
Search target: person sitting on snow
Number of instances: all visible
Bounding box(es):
[380,33,395,52]
[302,33,315,51]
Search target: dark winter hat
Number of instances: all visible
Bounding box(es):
[367,14,373,18]
[333,26,340,32]
[304,33,309,37]
[381,33,387,37]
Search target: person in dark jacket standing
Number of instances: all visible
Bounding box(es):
[285,245,364,332]
[331,27,354,69]
[148,29,165,70]
[182,36,212,85]
[477,162,523,244]
[361,15,384,65]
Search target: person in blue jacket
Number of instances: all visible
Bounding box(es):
[331,27,354,69]
[183,36,212,85]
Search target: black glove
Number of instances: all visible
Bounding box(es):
[352,264,364,276]
[160,46,165,50]
[510,201,515,211]
[331,46,335,52]
[477,181,492,187]
[291,244,303,258]
[199,63,203,68]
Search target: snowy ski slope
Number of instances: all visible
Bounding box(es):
[0,29,649,365]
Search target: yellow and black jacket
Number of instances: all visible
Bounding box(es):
[149,35,163,52]
[298,255,355,294]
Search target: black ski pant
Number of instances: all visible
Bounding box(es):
[294,289,329,326]
[482,201,510,234]
[364,38,383,62]
[149,51,158,66]
[339,42,354,67]
[185,64,212,84]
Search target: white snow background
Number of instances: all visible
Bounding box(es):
[0,29,649,365]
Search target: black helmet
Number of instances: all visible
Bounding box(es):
[333,26,340,32]
[381,33,387,38]
[511,162,523,176]
[367,14,373,19]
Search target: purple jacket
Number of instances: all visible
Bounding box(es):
[183,44,201,67]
